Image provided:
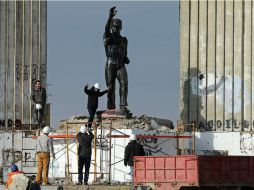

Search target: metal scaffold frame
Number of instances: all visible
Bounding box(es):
[9,119,193,184]
[50,119,193,184]
[176,121,196,155]
[8,123,41,175]
[63,120,112,184]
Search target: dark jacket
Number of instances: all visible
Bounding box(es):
[84,86,108,108]
[124,141,145,167]
[30,87,46,105]
[77,131,94,158]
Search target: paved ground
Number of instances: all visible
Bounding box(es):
[63,185,131,190]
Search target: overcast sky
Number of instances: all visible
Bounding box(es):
[47,1,179,128]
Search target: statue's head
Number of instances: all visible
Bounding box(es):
[111,18,122,33]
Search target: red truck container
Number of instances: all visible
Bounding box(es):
[134,155,254,190]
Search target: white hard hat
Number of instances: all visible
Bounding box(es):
[36,104,42,110]
[94,83,99,89]
[80,125,86,133]
[129,133,137,141]
[43,126,50,134]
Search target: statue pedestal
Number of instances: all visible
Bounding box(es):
[96,109,132,119]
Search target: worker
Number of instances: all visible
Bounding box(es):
[76,125,94,185]
[5,164,30,190]
[84,83,108,128]
[124,133,145,190]
[30,80,47,126]
[35,126,55,185]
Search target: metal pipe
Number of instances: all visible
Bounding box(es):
[108,120,112,184]
[93,121,97,182]
[31,134,193,139]
[192,122,196,155]
[100,122,103,177]
[107,135,192,139]
[66,120,70,184]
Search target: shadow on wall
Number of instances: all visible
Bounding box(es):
[181,68,208,131]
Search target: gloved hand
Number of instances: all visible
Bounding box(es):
[35,104,42,110]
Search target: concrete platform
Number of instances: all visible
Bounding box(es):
[0,184,59,190]
[0,184,131,190]
[63,185,130,190]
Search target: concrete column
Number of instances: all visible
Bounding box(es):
[180,0,254,132]
[0,0,47,128]
[189,0,198,124]
[207,0,216,131]
[179,0,190,124]
[243,1,252,131]
[198,0,207,129]
[0,1,7,128]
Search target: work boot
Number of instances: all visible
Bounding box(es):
[84,182,88,185]
[76,181,82,185]
[42,182,51,185]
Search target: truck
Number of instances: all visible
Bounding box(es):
[134,155,254,190]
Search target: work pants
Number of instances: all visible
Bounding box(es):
[33,104,45,127]
[87,107,97,128]
[36,152,50,184]
[78,156,91,183]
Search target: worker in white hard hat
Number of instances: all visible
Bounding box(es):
[84,83,108,128]
[35,126,55,185]
[76,125,94,185]
[30,80,46,127]
[124,133,145,190]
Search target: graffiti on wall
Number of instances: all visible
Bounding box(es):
[181,71,252,131]
[240,134,254,154]
[96,135,112,151]
[0,119,37,130]
[2,149,22,166]
[16,64,30,81]
[0,119,22,128]
[200,119,251,131]
[191,73,250,113]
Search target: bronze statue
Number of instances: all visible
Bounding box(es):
[103,6,130,112]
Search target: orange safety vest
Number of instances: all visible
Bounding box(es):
[5,171,24,189]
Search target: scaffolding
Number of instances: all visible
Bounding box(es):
[53,119,193,184]
[176,121,196,155]
[1,119,194,184]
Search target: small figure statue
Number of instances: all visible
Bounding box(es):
[103,6,130,112]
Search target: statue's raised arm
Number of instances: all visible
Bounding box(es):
[104,7,117,36]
